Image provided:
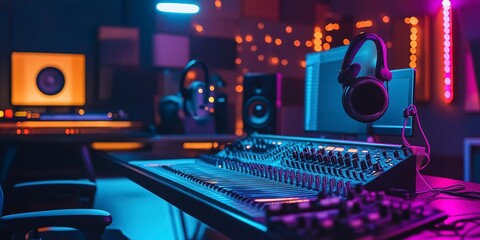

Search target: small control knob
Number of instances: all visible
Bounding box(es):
[360,161,367,171]
[352,159,359,168]
[373,162,383,172]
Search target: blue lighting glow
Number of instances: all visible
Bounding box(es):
[156,3,200,14]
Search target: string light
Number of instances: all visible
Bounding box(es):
[313,26,322,52]
[194,24,203,32]
[264,35,272,44]
[382,16,390,23]
[235,35,243,44]
[355,20,373,28]
[275,38,282,46]
[442,0,453,103]
[270,57,279,65]
[235,85,243,93]
[406,16,419,74]
[285,26,292,33]
[214,0,222,9]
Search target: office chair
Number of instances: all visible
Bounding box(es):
[0,184,112,240]
[7,179,97,214]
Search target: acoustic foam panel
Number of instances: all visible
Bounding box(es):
[153,33,190,68]
[243,0,279,21]
[189,36,236,70]
[0,10,10,108]
[99,26,139,67]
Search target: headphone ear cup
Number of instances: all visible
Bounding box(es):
[158,95,184,134]
[342,76,389,123]
[184,81,208,120]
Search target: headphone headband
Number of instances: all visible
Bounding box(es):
[179,59,211,105]
[339,32,391,83]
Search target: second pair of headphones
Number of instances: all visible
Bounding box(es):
[338,32,392,123]
[178,59,212,120]
[158,59,212,134]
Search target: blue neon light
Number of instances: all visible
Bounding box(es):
[156,3,200,14]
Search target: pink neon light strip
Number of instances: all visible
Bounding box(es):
[442,0,453,103]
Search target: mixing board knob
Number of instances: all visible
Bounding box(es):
[393,150,400,159]
[316,154,323,163]
[315,175,321,190]
[344,157,352,167]
[360,161,367,171]
[323,155,331,164]
[352,159,359,169]
[366,153,371,161]
[328,150,334,157]
[359,172,365,180]
[331,156,338,165]
[373,162,383,172]
[379,202,389,217]
[305,152,312,161]
[366,158,373,167]
[337,157,345,166]
[376,191,386,200]
[292,150,299,159]
[319,148,326,155]
[401,145,410,156]
[352,201,361,213]
[382,150,388,158]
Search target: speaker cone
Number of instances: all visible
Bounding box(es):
[36,67,65,95]
[243,96,273,129]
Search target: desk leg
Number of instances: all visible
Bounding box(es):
[0,144,18,185]
[79,145,96,182]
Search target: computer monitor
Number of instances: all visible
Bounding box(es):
[304,43,414,136]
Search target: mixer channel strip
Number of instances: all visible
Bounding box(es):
[212,133,417,193]
[130,159,320,222]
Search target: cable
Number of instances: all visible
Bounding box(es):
[401,104,431,170]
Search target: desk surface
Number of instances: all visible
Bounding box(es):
[104,147,480,240]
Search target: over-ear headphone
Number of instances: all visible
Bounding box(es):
[157,59,212,134]
[338,32,392,123]
[179,59,212,121]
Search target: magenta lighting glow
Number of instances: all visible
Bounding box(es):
[442,0,453,103]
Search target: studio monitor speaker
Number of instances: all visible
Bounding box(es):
[243,73,281,134]
[11,52,85,106]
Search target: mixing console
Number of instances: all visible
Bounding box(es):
[129,133,446,239]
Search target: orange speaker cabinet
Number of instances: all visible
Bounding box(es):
[11,52,86,106]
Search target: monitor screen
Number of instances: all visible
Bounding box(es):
[304,44,414,136]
